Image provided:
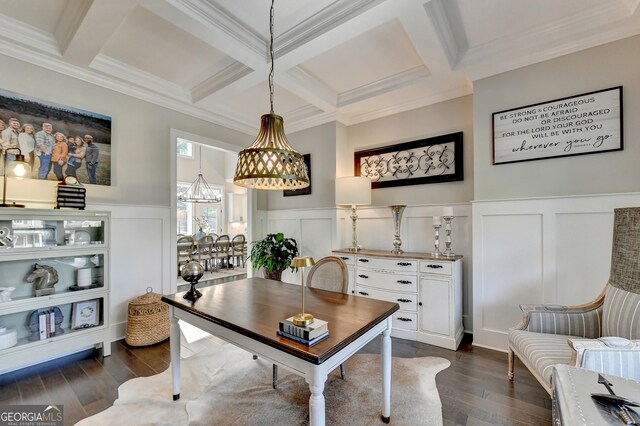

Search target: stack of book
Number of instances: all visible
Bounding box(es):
[278,317,328,345]
[37,309,57,340]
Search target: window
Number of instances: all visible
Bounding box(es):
[201,207,219,235]
[177,183,192,235]
[177,138,193,158]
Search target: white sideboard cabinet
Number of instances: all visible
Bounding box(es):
[333,249,463,350]
[0,209,111,374]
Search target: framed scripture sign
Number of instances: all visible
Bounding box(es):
[492,86,623,165]
[355,132,463,189]
[71,299,100,329]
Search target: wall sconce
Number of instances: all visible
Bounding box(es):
[1,148,32,208]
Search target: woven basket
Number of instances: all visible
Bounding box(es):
[125,287,169,347]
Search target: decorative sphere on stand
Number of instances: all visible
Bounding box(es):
[181,261,204,301]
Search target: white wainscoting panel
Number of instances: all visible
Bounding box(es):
[472,192,640,351]
[90,204,171,342]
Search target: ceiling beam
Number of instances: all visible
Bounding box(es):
[57,0,138,67]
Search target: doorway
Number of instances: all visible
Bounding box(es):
[170,129,252,292]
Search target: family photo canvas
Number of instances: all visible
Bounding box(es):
[0,88,111,186]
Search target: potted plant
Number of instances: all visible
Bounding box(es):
[248,233,299,281]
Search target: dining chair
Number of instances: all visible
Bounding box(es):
[231,234,247,268]
[177,235,195,276]
[213,235,231,271]
[272,256,348,388]
[197,235,215,271]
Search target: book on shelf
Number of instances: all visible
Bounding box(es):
[277,330,329,346]
[278,317,328,340]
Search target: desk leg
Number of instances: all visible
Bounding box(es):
[381,318,392,423]
[170,307,181,400]
[307,367,327,426]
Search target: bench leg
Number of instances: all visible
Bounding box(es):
[508,347,515,380]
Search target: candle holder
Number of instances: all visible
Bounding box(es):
[390,205,406,254]
[443,216,455,257]
[432,224,442,257]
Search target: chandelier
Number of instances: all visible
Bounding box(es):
[178,145,221,203]
[233,0,309,190]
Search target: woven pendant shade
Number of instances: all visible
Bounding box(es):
[234,113,309,190]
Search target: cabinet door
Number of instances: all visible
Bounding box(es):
[419,276,451,336]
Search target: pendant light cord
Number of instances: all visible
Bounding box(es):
[269,0,275,114]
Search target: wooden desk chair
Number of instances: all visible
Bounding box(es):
[213,235,231,271]
[231,234,247,268]
[177,235,195,276]
[272,256,348,388]
[197,235,215,271]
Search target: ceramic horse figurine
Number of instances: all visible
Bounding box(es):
[26,264,59,296]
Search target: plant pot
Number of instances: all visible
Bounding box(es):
[263,269,283,281]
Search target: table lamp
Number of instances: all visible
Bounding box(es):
[335,176,371,252]
[291,256,315,326]
[1,148,32,208]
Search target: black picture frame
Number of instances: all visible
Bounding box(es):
[492,86,623,165]
[283,153,311,196]
[354,132,463,189]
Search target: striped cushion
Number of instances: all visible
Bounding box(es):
[580,346,640,380]
[602,285,640,339]
[509,330,573,385]
[525,306,602,338]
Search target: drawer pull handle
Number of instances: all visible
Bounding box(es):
[397,317,413,322]
[358,258,369,263]
[397,262,412,266]
[427,264,443,269]
[397,298,412,303]
[397,280,412,284]
[340,257,349,260]
[419,302,423,306]
[358,274,369,279]
[358,291,369,296]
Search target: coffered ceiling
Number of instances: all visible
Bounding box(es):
[1,0,639,135]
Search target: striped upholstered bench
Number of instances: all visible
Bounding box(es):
[508,207,640,394]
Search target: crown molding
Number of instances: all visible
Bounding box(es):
[344,84,472,126]
[91,55,190,101]
[286,111,341,134]
[275,0,386,57]
[284,104,325,124]
[337,65,430,107]
[0,13,60,56]
[0,40,255,135]
[422,0,462,69]
[283,67,337,110]
[190,62,254,103]
[171,0,266,58]
[460,1,634,79]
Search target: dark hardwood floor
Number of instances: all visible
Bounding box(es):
[0,334,551,425]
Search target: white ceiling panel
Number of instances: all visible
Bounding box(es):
[0,0,638,134]
[299,19,423,93]
[0,0,68,34]
[101,6,233,87]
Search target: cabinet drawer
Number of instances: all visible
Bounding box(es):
[356,270,417,293]
[355,286,417,312]
[356,256,417,273]
[392,312,418,331]
[419,260,452,275]
[334,254,354,266]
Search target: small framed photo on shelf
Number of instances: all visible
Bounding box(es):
[71,299,100,329]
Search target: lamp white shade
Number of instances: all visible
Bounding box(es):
[335,176,371,206]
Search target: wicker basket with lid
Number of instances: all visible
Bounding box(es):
[125,287,169,346]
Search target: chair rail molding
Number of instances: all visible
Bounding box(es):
[472,192,640,351]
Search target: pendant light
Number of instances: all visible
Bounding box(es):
[178,145,221,203]
[233,0,309,190]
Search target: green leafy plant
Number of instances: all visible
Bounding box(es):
[248,233,299,277]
